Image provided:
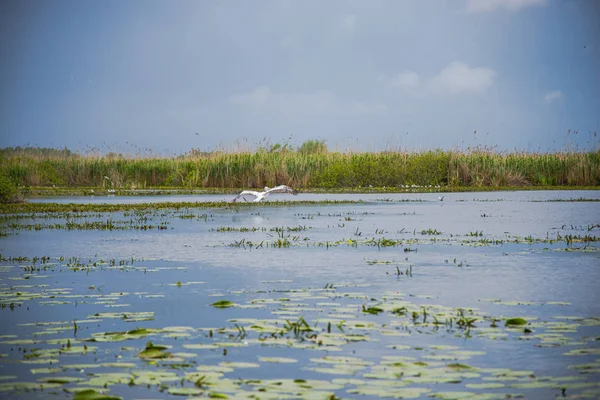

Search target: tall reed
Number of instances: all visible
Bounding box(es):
[1,147,598,188]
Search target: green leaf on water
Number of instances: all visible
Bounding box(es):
[505,318,527,326]
[429,391,477,399]
[209,393,229,399]
[138,341,172,359]
[210,300,235,308]
[73,389,122,400]
[258,357,298,363]
[38,376,84,384]
[168,387,203,396]
[447,363,476,370]
[362,306,384,315]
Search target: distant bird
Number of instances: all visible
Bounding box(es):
[439,196,444,201]
[195,132,199,136]
[232,185,298,203]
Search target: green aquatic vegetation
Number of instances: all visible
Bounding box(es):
[537,198,600,202]
[1,240,600,400]
[167,387,204,396]
[90,311,154,322]
[0,199,362,215]
[213,226,266,232]
[138,341,172,359]
[362,305,384,315]
[563,348,600,356]
[505,318,528,327]
[37,376,84,384]
[0,381,63,392]
[208,392,229,398]
[283,316,313,338]
[86,327,157,342]
[6,146,600,189]
[447,363,477,370]
[211,300,235,308]
[258,357,298,363]
[4,219,169,233]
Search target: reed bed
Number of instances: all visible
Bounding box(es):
[1,147,599,189]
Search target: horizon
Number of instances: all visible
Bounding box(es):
[1,0,599,154]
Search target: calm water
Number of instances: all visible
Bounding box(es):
[0,190,599,399]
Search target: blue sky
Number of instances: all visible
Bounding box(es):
[1,0,598,154]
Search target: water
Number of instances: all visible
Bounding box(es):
[0,190,599,399]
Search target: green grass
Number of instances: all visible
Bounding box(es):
[1,147,599,190]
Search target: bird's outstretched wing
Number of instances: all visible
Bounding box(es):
[232,190,260,202]
[266,185,298,195]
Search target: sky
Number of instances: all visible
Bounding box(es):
[0,0,599,155]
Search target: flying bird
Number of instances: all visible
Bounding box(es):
[439,196,444,201]
[232,185,298,203]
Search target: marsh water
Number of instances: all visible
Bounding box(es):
[1,190,599,399]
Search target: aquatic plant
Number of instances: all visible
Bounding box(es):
[2,145,598,189]
[0,172,22,204]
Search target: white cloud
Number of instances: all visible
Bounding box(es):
[466,0,547,13]
[341,14,356,31]
[391,71,420,89]
[544,90,563,104]
[428,61,496,94]
[229,86,387,117]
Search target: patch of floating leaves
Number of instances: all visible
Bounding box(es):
[0,252,599,399]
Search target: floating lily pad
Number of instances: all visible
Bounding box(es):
[258,357,298,363]
[138,341,172,359]
[168,387,203,396]
[429,392,478,399]
[211,300,235,308]
[73,389,122,400]
[505,318,527,326]
[447,363,476,370]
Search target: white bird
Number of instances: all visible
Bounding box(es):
[439,195,444,201]
[232,185,298,203]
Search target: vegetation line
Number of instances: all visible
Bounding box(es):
[1,145,599,199]
[0,200,362,214]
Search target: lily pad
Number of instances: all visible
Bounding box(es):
[73,389,123,400]
[168,387,203,396]
[138,341,172,359]
[211,300,235,308]
[258,357,298,363]
[505,318,528,326]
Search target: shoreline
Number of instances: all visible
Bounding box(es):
[19,185,600,197]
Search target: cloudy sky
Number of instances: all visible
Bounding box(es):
[1,0,598,154]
